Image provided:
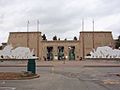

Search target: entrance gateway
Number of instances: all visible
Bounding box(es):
[58,46,64,60]
[45,46,75,61]
[68,46,75,60]
[7,31,113,60]
[47,47,53,61]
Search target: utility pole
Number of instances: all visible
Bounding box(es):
[37,20,40,59]
[92,19,95,49]
[27,21,29,47]
[82,19,85,59]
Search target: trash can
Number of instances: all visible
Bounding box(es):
[27,58,36,74]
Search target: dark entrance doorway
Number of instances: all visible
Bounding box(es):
[47,47,53,61]
[68,46,75,60]
[58,46,64,60]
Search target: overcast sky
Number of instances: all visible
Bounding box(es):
[0,0,120,43]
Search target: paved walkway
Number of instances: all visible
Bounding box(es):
[0,60,120,67]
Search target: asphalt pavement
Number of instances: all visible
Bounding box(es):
[0,64,120,90]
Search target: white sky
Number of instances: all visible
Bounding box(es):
[0,0,120,43]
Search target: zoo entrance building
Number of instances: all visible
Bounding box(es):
[7,31,113,61]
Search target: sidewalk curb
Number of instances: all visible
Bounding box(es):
[84,65,120,67]
[0,65,54,67]
[1,64,120,67]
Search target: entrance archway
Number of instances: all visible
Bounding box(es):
[47,47,53,61]
[68,46,75,60]
[58,46,64,60]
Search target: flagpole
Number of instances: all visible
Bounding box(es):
[27,21,29,47]
[92,19,95,49]
[37,20,40,58]
[82,18,85,59]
